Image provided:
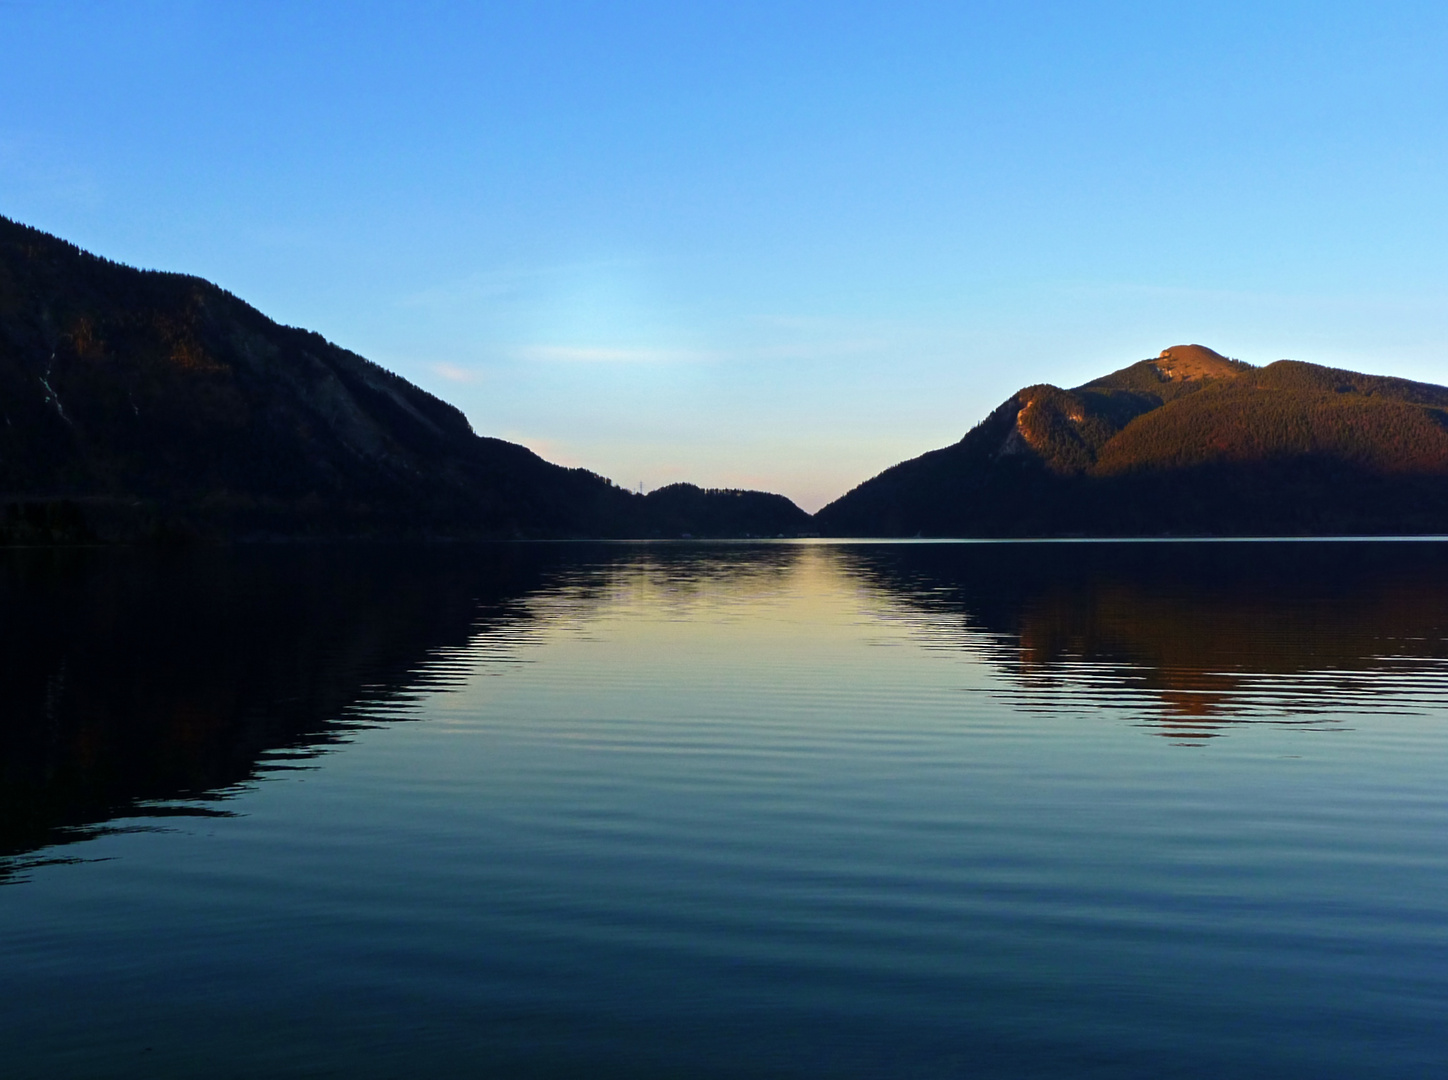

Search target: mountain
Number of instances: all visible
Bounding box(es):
[815,345,1448,536]
[0,215,810,541]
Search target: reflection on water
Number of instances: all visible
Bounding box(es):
[0,543,810,872]
[2,541,1447,1079]
[0,545,554,870]
[6,540,1448,863]
[843,540,1448,741]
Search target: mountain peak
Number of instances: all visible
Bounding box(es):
[1151,344,1244,383]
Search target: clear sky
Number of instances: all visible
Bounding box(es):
[3,2,1446,510]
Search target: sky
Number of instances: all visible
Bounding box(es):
[2,1,1446,511]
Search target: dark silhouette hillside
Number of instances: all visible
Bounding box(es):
[641,483,815,537]
[0,215,810,541]
[816,345,1448,536]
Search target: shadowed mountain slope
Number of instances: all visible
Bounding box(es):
[0,215,809,540]
[816,345,1448,536]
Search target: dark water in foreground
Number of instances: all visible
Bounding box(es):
[2,540,1447,1078]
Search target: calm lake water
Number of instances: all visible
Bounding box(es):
[2,540,1447,1078]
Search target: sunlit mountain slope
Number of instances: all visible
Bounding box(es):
[816,345,1448,536]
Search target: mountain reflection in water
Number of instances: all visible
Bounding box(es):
[5,540,1447,874]
[3,541,1448,1079]
[0,545,556,870]
[0,543,806,874]
[843,540,1448,741]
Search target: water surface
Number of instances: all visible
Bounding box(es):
[2,541,1446,1078]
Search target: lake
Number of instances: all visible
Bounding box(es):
[2,540,1446,1078]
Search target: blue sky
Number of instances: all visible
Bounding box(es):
[3,1,1446,509]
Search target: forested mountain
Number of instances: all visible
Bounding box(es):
[815,345,1448,536]
[0,215,810,542]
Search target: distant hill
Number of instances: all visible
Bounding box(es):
[0,215,810,542]
[815,345,1448,536]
